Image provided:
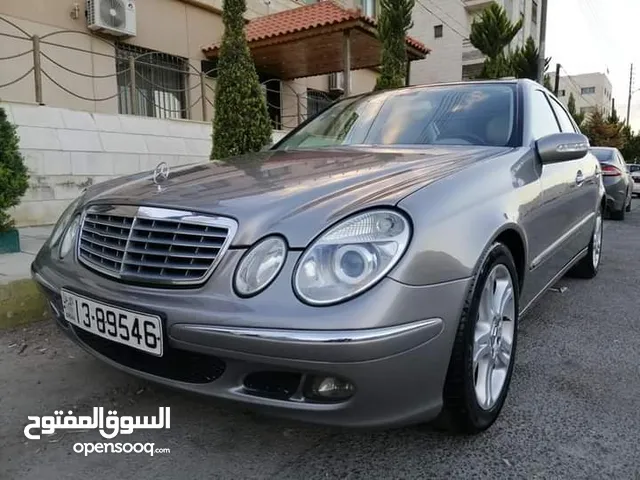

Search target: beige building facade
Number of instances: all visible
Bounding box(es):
[0,0,400,130]
[462,0,542,80]
[556,72,613,119]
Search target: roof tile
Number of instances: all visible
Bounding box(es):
[202,0,429,54]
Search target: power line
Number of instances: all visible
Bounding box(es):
[414,0,468,39]
[422,0,468,34]
[559,65,598,108]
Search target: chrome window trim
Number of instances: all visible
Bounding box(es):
[76,204,238,287]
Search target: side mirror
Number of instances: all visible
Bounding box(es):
[535,132,590,164]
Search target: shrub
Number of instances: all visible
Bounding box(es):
[211,0,272,160]
[0,106,29,232]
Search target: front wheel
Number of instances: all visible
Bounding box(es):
[436,243,519,434]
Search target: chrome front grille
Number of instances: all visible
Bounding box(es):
[77,205,237,286]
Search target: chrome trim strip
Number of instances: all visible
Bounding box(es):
[76,204,238,287]
[530,212,594,270]
[520,246,588,317]
[174,318,443,344]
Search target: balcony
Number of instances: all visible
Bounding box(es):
[463,0,498,11]
[462,38,485,65]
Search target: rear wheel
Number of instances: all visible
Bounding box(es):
[611,201,625,220]
[568,206,603,279]
[436,243,519,434]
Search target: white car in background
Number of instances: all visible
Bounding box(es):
[630,164,640,196]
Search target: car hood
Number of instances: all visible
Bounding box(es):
[85,146,509,247]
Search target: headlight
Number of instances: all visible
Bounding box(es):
[48,197,83,247]
[234,236,287,297]
[293,209,411,305]
[59,215,81,259]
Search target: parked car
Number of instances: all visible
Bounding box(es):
[629,164,640,197]
[32,79,605,434]
[590,147,633,219]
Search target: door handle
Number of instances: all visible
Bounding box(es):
[576,170,584,186]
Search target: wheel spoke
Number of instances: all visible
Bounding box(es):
[494,280,514,321]
[473,330,491,366]
[484,358,494,408]
[497,339,511,367]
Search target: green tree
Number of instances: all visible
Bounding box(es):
[211,0,272,160]
[0,106,29,232]
[469,4,522,79]
[480,54,514,79]
[469,4,523,59]
[581,108,626,149]
[374,0,415,90]
[607,105,620,124]
[567,92,585,127]
[511,36,550,82]
[621,126,640,162]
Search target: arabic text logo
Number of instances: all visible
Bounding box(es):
[24,406,170,440]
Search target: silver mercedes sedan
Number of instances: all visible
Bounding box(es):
[32,79,605,434]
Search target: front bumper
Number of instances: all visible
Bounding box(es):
[32,247,470,428]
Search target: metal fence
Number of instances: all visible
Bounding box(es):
[0,15,339,129]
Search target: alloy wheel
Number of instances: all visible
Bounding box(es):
[472,264,516,411]
[592,209,603,268]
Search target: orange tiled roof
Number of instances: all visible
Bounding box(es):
[202,0,429,54]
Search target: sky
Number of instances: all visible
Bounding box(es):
[546,0,640,130]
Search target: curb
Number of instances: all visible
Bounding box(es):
[0,279,49,330]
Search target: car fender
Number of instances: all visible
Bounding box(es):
[389,151,534,287]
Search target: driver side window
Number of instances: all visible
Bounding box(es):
[530,91,562,140]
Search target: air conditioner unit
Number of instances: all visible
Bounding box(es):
[329,72,351,93]
[86,0,137,37]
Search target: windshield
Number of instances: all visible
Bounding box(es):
[274,84,517,150]
[629,164,640,172]
[591,148,615,162]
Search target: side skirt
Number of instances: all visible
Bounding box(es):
[519,246,589,318]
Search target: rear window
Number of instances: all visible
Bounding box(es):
[629,164,640,173]
[591,149,615,162]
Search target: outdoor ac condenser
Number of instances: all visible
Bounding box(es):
[86,0,137,38]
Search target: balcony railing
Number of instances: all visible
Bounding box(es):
[463,0,498,11]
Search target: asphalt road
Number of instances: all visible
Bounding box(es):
[1,201,639,480]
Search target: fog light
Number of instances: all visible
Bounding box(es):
[306,376,355,400]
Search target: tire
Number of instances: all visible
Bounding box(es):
[625,199,631,212]
[567,205,603,279]
[610,204,625,220]
[435,242,519,434]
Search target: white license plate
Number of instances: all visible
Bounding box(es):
[61,290,163,357]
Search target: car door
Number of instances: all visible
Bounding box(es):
[547,95,599,250]
[525,90,590,295]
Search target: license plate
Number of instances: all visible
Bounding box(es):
[61,290,163,357]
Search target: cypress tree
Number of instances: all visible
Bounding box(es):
[0,106,29,232]
[211,0,272,160]
[374,0,415,91]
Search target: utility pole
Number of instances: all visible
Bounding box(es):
[553,63,561,95]
[611,98,615,119]
[537,0,548,84]
[627,63,634,127]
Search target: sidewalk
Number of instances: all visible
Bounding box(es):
[0,226,52,329]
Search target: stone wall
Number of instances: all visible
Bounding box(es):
[4,102,287,227]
